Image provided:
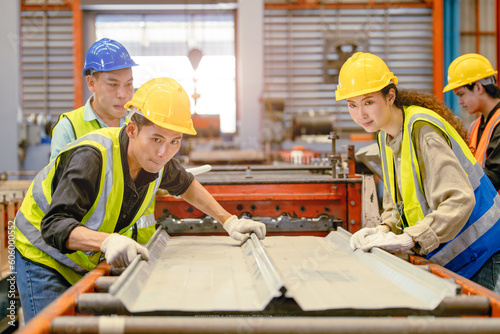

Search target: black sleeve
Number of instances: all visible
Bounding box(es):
[41,147,102,253]
[484,124,500,191]
[159,158,194,196]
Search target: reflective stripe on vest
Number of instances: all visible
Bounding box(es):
[378,105,500,278]
[468,108,500,166]
[136,214,156,230]
[50,106,102,139]
[15,127,163,284]
[123,200,157,244]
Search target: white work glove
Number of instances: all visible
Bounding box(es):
[223,215,266,243]
[350,226,389,250]
[360,231,415,253]
[100,234,150,268]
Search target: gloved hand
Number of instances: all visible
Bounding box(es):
[223,215,266,243]
[360,231,415,253]
[350,226,389,250]
[100,234,150,268]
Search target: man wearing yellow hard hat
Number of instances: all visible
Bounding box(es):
[444,53,500,192]
[13,77,266,323]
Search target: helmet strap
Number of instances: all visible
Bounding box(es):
[477,75,497,86]
[126,107,144,121]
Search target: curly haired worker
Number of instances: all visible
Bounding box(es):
[338,52,500,292]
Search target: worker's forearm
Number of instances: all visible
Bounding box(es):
[65,226,110,252]
[180,180,232,224]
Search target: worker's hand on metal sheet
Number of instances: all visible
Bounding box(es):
[100,233,150,268]
[359,231,415,253]
[223,215,266,242]
[350,226,389,250]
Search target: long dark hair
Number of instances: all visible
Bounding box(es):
[381,84,469,144]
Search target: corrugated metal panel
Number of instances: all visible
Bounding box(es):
[110,229,457,313]
[264,230,456,311]
[112,233,278,312]
[263,7,433,135]
[21,10,74,118]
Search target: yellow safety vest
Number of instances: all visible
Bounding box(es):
[51,106,157,243]
[378,105,500,278]
[14,128,163,284]
[51,106,102,139]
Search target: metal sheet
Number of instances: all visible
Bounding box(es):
[264,229,457,311]
[111,231,279,312]
[110,229,457,313]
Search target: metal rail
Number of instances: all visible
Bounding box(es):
[74,293,491,318]
[410,254,500,317]
[16,262,111,334]
[50,316,500,334]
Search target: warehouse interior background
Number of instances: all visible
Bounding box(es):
[1,1,500,333]
[0,0,498,175]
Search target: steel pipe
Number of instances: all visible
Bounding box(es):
[434,295,490,316]
[76,293,130,315]
[75,293,489,318]
[94,276,119,293]
[50,316,500,334]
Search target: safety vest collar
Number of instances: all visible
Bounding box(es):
[469,107,500,166]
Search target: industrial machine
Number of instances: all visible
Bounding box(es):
[4,138,500,334]
[13,227,500,334]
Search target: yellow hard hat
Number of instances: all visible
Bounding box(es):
[125,78,197,135]
[443,53,498,92]
[335,52,398,101]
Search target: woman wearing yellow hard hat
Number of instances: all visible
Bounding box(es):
[336,52,500,292]
[444,53,500,192]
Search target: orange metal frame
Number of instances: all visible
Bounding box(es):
[16,262,111,334]
[15,245,500,334]
[410,255,500,317]
[460,1,497,55]
[432,0,444,100]
[72,0,83,108]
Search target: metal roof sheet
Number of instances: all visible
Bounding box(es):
[110,228,457,313]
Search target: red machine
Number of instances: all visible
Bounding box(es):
[155,147,363,237]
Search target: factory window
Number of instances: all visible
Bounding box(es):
[95,13,236,133]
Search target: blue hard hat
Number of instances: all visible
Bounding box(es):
[82,38,138,76]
